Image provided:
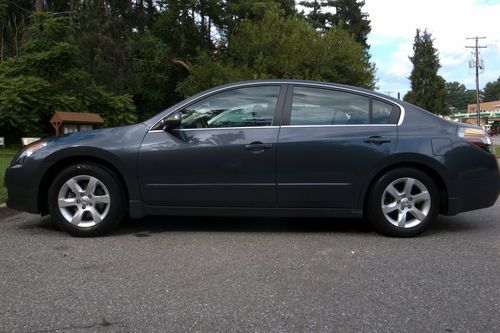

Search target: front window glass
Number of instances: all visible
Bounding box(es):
[291,87,370,125]
[180,86,280,128]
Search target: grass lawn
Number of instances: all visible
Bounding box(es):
[0,148,19,204]
[496,145,500,156]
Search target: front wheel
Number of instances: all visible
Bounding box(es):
[48,163,126,237]
[367,168,439,237]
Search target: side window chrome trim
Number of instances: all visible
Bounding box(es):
[149,126,280,133]
[149,81,405,131]
[281,124,397,128]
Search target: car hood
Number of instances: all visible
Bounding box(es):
[40,123,148,148]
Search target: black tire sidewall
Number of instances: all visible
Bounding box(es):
[367,168,439,237]
[48,163,125,237]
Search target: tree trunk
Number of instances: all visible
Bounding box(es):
[208,17,211,42]
[201,10,206,42]
[171,58,191,72]
[138,0,145,31]
[36,0,43,12]
[69,0,76,23]
[0,23,4,62]
[146,0,154,27]
[12,15,24,59]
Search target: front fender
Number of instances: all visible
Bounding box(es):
[38,146,141,203]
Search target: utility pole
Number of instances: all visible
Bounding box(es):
[466,36,487,127]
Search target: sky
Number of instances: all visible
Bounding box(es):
[365,0,500,97]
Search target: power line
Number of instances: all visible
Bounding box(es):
[465,36,487,127]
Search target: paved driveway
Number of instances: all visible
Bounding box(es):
[0,202,499,332]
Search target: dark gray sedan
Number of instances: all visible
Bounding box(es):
[5,80,499,237]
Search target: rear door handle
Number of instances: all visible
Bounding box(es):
[364,136,392,145]
[244,142,273,152]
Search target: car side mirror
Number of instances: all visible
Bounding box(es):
[160,112,181,130]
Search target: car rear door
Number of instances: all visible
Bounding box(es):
[277,84,400,209]
[138,84,286,207]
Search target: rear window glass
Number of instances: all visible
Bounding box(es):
[290,87,399,125]
[372,100,394,124]
[291,87,370,125]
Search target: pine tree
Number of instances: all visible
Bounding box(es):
[332,0,370,50]
[404,29,447,115]
[299,0,370,53]
[299,0,334,31]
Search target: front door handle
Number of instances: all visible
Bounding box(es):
[364,136,392,145]
[244,142,273,153]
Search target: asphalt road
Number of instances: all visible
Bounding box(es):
[0,202,499,333]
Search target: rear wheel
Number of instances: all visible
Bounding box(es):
[48,163,125,237]
[367,168,439,237]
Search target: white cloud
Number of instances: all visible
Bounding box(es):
[365,0,500,93]
[365,0,500,51]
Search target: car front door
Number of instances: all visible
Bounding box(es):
[138,84,286,207]
[277,85,400,210]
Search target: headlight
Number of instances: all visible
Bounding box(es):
[13,141,47,165]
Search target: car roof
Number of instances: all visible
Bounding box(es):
[211,79,404,104]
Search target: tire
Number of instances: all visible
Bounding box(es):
[48,163,126,237]
[366,167,439,237]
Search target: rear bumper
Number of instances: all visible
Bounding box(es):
[445,157,499,215]
[4,165,40,214]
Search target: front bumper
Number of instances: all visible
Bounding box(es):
[5,165,41,214]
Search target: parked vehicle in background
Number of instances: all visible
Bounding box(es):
[487,128,499,137]
[5,80,499,237]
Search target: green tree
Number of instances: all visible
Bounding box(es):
[178,10,375,97]
[483,76,500,102]
[230,9,375,87]
[331,0,371,50]
[299,0,370,50]
[75,0,135,94]
[0,75,52,142]
[222,0,297,39]
[176,52,254,97]
[0,0,32,60]
[1,0,379,139]
[0,14,136,143]
[299,0,334,31]
[404,29,447,115]
[445,81,476,112]
[126,32,174,120]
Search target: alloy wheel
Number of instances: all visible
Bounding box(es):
[57,175,111,228]
[380,177,431,228]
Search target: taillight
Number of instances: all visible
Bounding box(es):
[457,127,493,153]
